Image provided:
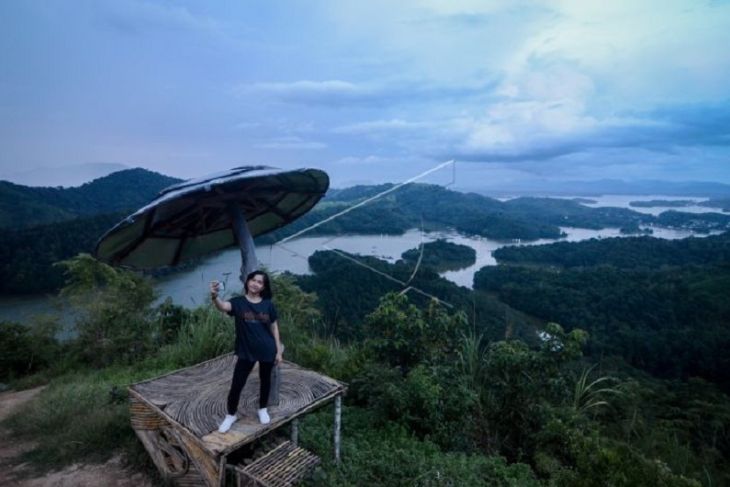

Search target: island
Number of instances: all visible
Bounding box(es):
[699,198,730,212]
[400,239,477,272]
[629,199,696,208]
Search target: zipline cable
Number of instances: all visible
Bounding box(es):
[276,160,454,245]
[268,159,457,308]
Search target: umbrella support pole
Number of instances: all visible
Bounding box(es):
[227,202,258,282]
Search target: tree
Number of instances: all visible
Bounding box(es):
[363,292,465,373]
[57,254,157,367]
[457,323,588,461]
[0,316,60,380]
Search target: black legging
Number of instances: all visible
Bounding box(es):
[227,358,274,414]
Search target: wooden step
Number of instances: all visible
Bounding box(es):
[236,441,320,487]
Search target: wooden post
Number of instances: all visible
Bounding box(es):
[291,418,299,446]
[334,395,342,464]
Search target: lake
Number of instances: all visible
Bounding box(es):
[1,223,718,324]
[72,227,642,309]
[545,194,725,216]
[1,193,725,323]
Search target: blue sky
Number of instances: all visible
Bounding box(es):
[1,0,729,188]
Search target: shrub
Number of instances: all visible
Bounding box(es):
[535,415,701,486]
[0,316,61,381]
[299,407,539,487]
[57,254,157,368]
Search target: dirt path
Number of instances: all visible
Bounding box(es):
[0,386,44,478]
[0,387,154,487]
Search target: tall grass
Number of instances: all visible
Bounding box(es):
[572,363,622,415]
[456,331,487,390]
[150,305,233,369]
[2,303,234,475]
[3,368,156,472]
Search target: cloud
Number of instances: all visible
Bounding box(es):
[101,1,219,35]
[505,1,730,105]
[4,0,729,184]
[332,119,435,135]
[232,120,315,134]
[232,121,262,130]
[325,94,730,166]
[234,79,493,107]
[648,103,730,144]
[252,136,326,150]
[450,101,730,163]
[236,80,375,106]
[333,155,398,165]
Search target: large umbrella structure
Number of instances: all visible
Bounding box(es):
[97,166,341,482]
[94,165,329,280]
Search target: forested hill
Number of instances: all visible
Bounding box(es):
[476,232,730,391]
[0,168,181,229]
[493,231,730,268]
[0,212,127,293]
[0,169,181,294]
[325,183,395,201]
[260,183,564,241]
[264,183,730,244]
[289,236,730,483]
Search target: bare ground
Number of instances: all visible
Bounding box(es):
[0,387,154,487]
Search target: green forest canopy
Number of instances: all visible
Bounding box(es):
[400,239,477,272]
[3,231,730,485]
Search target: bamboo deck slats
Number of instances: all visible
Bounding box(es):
[129,353,346,486]
[236,441,320,487]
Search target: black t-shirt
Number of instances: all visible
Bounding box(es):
[227,296,278,362]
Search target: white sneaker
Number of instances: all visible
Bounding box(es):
[218,414,237,433]
[257,408,270,424]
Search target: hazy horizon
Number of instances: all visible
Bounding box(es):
[5,163,730,200]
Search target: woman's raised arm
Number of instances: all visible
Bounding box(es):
[210,281,232,313]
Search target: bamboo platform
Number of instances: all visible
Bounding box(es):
[129,353,346,486]
[236,440,320,487]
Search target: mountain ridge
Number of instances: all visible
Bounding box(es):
[0,162,129,187]
[0,168,181,229]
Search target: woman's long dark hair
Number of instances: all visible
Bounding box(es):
[243,270,272,299]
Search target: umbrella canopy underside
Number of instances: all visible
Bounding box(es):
[95,167,328,269]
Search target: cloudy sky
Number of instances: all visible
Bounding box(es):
[1,0,729,188]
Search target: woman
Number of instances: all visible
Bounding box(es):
[210,270,283,433]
